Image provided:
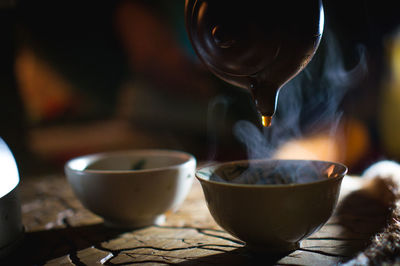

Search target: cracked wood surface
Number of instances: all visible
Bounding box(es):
[1,174,390,265]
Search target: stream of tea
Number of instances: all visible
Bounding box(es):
[185,0,324,127]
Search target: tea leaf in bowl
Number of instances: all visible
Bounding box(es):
[131,159,146,170]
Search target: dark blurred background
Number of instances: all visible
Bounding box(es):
[2,0,400,176]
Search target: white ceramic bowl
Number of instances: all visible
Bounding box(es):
[196,159,347,253]
[65,149,196,228]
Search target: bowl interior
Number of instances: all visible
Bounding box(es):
[68,150,194,172]
[197,159,347,185]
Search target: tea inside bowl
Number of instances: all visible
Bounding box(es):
[70,151,191,172]
[207,160,344,185]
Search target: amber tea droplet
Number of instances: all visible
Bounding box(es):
[261,115,272,127]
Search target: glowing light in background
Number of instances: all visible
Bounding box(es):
[0,138,20,198]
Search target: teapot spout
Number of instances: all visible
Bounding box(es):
[250,84,279,127]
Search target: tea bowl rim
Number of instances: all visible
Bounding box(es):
[65,149,196,175]
[196,159,348,189]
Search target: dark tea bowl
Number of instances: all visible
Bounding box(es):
[196,159,347,253]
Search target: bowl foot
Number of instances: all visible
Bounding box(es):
[245,241,299,255]
[104,214,166,229]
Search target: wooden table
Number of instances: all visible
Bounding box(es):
[1,174,391,265]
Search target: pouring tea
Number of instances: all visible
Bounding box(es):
[185,0,324,127]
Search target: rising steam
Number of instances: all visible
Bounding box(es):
[233,31,368,161]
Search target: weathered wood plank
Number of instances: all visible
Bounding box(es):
[2,174,390,265]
